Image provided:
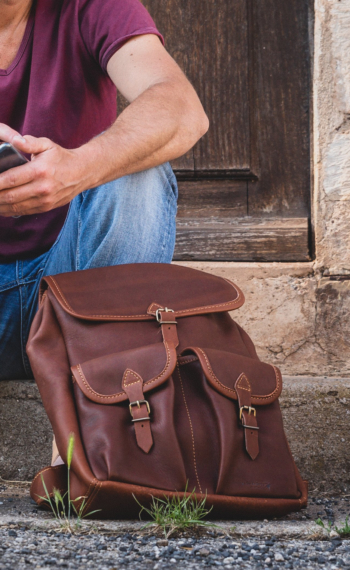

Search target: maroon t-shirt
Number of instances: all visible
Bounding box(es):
[0,0,162,262]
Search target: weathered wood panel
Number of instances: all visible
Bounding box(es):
[142,0,250,171]
[191,0,250,170]
[141,0,194,171]
[135,0,311,260]
[247,0,311,217]
[177,181,247,219]
[174,218,310,261]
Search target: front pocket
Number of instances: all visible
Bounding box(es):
[74,376,187,490]
[72,343,187,491]
[177,350,300,499]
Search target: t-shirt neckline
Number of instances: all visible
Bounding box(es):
[0,9,35,77]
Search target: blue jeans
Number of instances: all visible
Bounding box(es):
[0,163,178,380]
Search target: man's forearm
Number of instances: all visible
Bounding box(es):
[0,37,208,217]
[74,79,209,191]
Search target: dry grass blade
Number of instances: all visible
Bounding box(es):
[36,433,100,533]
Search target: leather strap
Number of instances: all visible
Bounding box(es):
[158,310,179,348]
[122,369,153,454]
[235,373,259,460]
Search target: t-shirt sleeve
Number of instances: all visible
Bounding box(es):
[78,0,164,72]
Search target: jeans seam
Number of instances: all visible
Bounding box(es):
[76,193,85,271]
[41,201,73,276]
[160,177,177,262]
[0,280,18,293]
[17,261,31,378]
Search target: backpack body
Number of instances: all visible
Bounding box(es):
[27,263,307,519]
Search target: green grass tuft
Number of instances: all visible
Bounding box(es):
[335,516,350,538]
[315,517,333,533]
[316,516,350,538]
[134,486,213,539]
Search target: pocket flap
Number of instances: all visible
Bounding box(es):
[72,342,177,404]
[180,347,282,405]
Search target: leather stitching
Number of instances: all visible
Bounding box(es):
[178,357,198,366]
[176,363,202,494]
[48,276,243,319]
[122,369,143,388]
[74,341,172,401]
[147,302,163,313]
[31,465,64,484]
[236,373,251,391]
[49,277,72,310]
[197,348,281,402]
[39,291,47,306]
[83,479,101,515]
[197,348,236,395]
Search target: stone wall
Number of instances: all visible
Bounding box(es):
[178,262,350,377]
[314,0,350,276]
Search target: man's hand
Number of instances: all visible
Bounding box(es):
[0,124,88,217]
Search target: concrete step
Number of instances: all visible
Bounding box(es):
[0,483,350,536]
[0,484,349,539]
[0,376,349,494]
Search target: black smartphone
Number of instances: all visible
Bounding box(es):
[0,142,28,174]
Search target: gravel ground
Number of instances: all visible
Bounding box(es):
[0,483,349,569]
[0,529,349,570]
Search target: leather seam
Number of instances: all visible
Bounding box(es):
[75,341,171,401]
[31,465,64,484]
[197,348,236,395]
[48,277,243,319]
[39,291,47,306]
[179,357,198,366]
[176,363,202,494]
[83,479,101,515]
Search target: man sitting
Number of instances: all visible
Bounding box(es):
[0,0,208,380]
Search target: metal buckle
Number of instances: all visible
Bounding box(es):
[132,417,151,423]
[239,405,259,430]
[155,307,174,323]
[129,400,151,416]
[239,405,256,420]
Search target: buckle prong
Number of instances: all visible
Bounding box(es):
[129,400,151,415]
[239,405,256,420]
[155,307,174,323]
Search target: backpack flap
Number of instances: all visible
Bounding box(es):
[39,263,244,321]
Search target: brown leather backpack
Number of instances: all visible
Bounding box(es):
[28,263,307,519]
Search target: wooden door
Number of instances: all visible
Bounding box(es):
[140,0,311,261]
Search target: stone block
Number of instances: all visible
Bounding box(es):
[315,277,350,376]
[177,262,350,377]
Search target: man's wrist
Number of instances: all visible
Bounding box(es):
[73,135,122,192]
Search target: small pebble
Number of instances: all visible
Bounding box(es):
[8,530,17,537]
